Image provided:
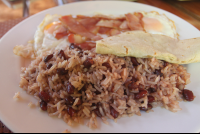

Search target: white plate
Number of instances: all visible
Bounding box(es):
[0,1,200,133]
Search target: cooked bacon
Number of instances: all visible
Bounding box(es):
[92,36,102,41]
[68,34,74,43]
[134,12,144,28]
[98,27,111,34]
[68,34,86,44]
[54,25,69,39]
[125,13,143,31]
[58,13,144,40]
[76,42,96,50]
[76,15,93,19]
[96,19,122,29]
[134,12,143,20]
[120,29,131,32]
[78,17,100,27]
[119,20,129,30]
[55,31,69,40]
[60,15,101,41]
[77,17,100,34]
[88,26,100,34]
[109,29,121,36]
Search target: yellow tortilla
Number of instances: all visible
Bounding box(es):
[96,31,200,64]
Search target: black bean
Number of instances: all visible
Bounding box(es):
[102,62,112,72]
[83,58,94,69]
[58,50,66,60]
[135,90,148,99]
[132,77,138,82]
[57,68,68,75]
[124,81,131,88]
[148,104,153,110]
[122,64,126,68]
[40,101,48,111]
[111,86,115,92]
[46,63,53,69]
[78,50,84,58]
[163,61,169,67]
[128,81,139,90]
[183,89,194,101]
[67,106,76,117]
[39,91,50,103]
[121,64,126,68]
[92,102,101,108]
[148,96,155,103]
[66,82,75,94]
[79,84,87,92]
[131,57,139,66]
[110,107,119,119]
[93,108,102,117]
[70,43,82,50]
[44,54,53,63]
[124,81,132,88]
[154,69,163,77]
[110,99,114,103]
[124,89,127,95]
[140,104,153,111]
[148,87,157,93]
[65,96,74,106]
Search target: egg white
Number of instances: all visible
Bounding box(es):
[34,14,70,56]
[141,11,178,39]
[33,12,179,56]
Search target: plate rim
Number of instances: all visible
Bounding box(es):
[0,1,200,133]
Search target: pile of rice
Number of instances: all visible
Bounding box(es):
[19,44,190,128]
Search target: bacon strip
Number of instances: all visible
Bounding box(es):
[109,29,121,36]
[76,42,96,50]
[55,31,69,40]
[78,18,100,34]
[98,27,111,34]
[60,15,101,41]
[54,25,69,39]
[96,19,122,29]
[134,12,144,29]
[78,18,100,27]
[125,13,143,31]
[119,20,129,30]
[76,15,92,19]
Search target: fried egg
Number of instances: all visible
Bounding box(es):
[34,14,70,56]
[33,12,178,56]
[141,11,178,39]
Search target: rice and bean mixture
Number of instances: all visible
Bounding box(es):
[19,43,194,128]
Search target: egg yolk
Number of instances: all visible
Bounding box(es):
[142,17,163,32]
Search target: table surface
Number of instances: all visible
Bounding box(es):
[0,0,199,133]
